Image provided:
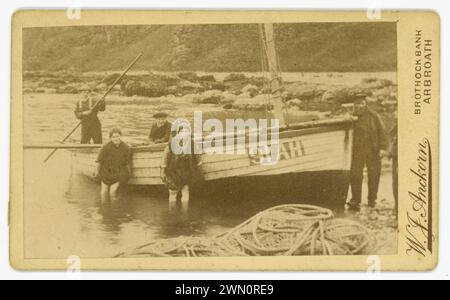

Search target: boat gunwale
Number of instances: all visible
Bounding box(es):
[27,118,353,153]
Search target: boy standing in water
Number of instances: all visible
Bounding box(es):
[95,128,132,200]
[160,124,203,211]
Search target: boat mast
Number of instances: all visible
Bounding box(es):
[261,23,288,127]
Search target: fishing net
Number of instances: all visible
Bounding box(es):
[116,204,373,257]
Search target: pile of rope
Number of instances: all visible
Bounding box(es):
[116,205,372,257]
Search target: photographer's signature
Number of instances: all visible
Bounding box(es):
[406,138,433,257]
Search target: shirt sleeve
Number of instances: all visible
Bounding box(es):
[126,145,132,165]
[74,102,83,120]
[162,123,172,143]
[149,125,156,141]
[97,144,108,164]
[376,114,388,150]
[96,99,106,112]
[161,146,170,168]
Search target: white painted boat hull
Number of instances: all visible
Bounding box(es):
[71,120,353,186]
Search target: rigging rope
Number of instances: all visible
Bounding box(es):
[116,204,373,258]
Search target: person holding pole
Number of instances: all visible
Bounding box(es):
[43,53,142,163]
[74,91,106,144]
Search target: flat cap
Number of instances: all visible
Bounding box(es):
[153,112,169,118]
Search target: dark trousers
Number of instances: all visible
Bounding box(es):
[392,156,398,214]
[81,121,102,144]
[350,150,381,206]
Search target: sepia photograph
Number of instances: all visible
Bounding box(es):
[21,21,399,260]
[8,10,440,271]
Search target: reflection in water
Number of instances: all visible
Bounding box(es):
[24,149,350,259]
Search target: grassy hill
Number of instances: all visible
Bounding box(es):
[23,23,397,72]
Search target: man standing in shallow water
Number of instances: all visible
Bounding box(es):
[346,94,388,212]
[95,128,132,200]
[149,112,171,144]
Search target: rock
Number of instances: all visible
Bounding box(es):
[241,84,259,97]
[361,78,395,89]
[372,87,392,98]
[96,83,108,91]
[78,83,92,92]
[322,86,371,104]
[42,78,67,87]
[121,79,169,97]
[209,82,227,91]
[195,90,224,104]
[167,86,179,94]
[224,73,247,82]
[220,92,237,105]
[282,91,296,101]
[178,72,200,83]
[287,98,302,108]
[183,94,202,104]
[112,85,122,92]
[198,75,216,82]
[57,85,79,94]
[285,82,326,101]
[178,81,203,94]
[103,73,121,85]
[321,90,336,102]
[232,94,268,111]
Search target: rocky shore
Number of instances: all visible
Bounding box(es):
[23,71,397,116]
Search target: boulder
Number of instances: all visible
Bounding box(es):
[178,72,200,83]
[198,75,216,82]
[57,85,79,94]
[223,73,247,82]
[233,94,268,111]
[287,98,303,108]
[96,83,108,91]
[360,78,395,89]
[220,92,237,106]
[103,73,121,86]
[194,90,224,104]
[284,82,326,101]
[241,84,259,97]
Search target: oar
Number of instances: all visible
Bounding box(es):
[43,53,143,163]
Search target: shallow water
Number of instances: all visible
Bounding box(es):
[23,87,396,259]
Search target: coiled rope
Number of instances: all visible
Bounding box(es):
[116,204,372,257]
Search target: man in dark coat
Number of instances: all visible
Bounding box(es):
[149,112,171,144]
[74,91,106,144]
[346,95,388,211]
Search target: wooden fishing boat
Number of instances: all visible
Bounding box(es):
[68,118,353,186]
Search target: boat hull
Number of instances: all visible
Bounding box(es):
[71,120,353,186]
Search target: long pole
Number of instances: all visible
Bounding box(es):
[43,53,143,163]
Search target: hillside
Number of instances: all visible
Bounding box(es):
[23,23,397,72]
